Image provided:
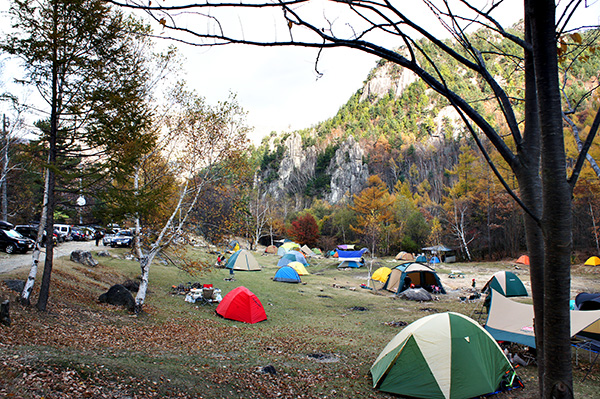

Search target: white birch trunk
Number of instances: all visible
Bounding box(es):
[21,172,51,304]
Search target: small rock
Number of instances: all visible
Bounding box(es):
[257,365,277,375]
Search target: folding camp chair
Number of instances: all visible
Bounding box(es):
[198,288,215,305]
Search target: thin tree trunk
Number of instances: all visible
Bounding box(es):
[36,2,59,312]
[20,172,51,305]
[590,203,600,254]
[1,114,8,221]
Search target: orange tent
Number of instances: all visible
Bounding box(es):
[516,255,530,265]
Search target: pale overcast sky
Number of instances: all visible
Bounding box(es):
[1,0,599,145]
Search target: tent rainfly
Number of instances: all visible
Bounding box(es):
[216,286,267,324]
[300,245,316,257]
[273,266,301,283]
[482,271,528,297]
[371,312,519,399]
[485,289,600,348]
[383,262,446,294]
[371,267,392,283]
[585,256,600,266]
[394,251,414,261]
[337,247,368,268]
[225,250,261,271]
[276,241,300,256]
[278,251,308,267]
[264,245,278,254]
[287,261,310,276]
[515,255,530,265]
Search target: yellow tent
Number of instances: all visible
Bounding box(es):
[288,261,309,275]
[585,256,600,266]
[372,267,392,283]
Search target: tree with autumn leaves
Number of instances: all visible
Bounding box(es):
[350,175,395,256]
[287,213,319,247]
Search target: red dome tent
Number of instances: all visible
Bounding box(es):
[216,286,267,324]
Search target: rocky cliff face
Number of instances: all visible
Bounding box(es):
[260,133,369,207]
[326,135,369,204]
[263,132,317,200]
[359,62,418,101]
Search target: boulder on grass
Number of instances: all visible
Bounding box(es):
[70,250,98,267]
[98,284,135,312]
[122,279,140,292]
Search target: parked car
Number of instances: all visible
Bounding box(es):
[70,227,87,241]
[14,225,57,246]
[54,224,72,241]
[0,221,14,230]
[0,228,35,254]
[110,230,133,248]
[102,230,117,246]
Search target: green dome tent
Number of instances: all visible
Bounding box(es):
[482,271,528,297]
[371,312,520,399]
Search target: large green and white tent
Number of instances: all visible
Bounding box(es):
[371,312,517,399]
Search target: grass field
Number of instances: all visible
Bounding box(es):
[2,246,600,398]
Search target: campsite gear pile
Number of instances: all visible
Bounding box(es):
[185,284,222,304]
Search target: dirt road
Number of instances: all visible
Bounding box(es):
[0,240,100,275]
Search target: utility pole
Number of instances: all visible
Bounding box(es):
[1,115,9,222]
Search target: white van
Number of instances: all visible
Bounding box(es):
[54,224,72,241]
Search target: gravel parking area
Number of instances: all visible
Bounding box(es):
[0,240,99,275]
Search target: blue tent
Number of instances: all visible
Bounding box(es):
[278,251,308,267]
[430,256,440,264]
[415,254,427,262]
[273,266,301,283]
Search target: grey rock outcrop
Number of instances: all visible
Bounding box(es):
[70,250,98,267]
[360,62,418,102]
[264,132,317,200]
[326,136,369,204]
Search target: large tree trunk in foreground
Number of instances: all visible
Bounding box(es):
[528,0,573,397]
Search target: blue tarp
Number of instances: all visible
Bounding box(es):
[337,248,368,259]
